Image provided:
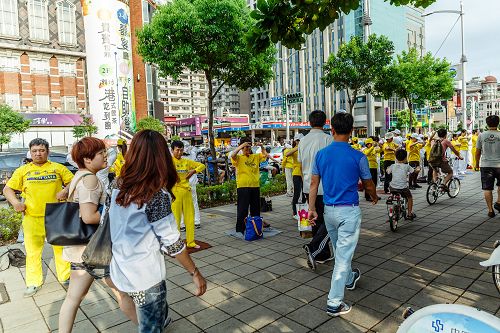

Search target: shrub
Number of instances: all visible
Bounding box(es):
[0,207,22,243]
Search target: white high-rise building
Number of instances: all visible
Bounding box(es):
[159,73,208,118]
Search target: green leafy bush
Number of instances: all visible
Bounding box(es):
[0,207,22,243]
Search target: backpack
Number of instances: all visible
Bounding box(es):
[428,139,443,166]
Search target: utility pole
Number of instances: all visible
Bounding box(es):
[459,1,467,131]
[363,0,375,136]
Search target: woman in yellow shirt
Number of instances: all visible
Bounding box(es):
[471,129,479,171]
[363,138,381,201]
[110,138,127,178]
[351,137,361,150]
[285,139,306,218]
[406,133,423,189]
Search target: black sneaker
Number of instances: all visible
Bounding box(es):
[494,202,500,213]
[195,224,201,229]
[413,184,422,188]
[488,211,496,218]
[326,302,352,317]
[346,268,361,290]
[180,226,186,232]
[316,256,334,264]
[303,245,316,271]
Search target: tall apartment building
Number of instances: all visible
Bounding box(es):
[246,0,425,132]
[213,83,240,116]
[0,0,87,148]
[159,72,208,119]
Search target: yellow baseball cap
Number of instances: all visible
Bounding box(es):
[365,138,374,145]
[117,138,126,145]
[352,137,358,142]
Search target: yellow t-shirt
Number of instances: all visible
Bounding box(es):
[459,136,469,151]
[282,149,294,169]
[471,135,478,151]
[407,142,423,162]
[231,153,265,188]
[363,146,380,168]
[451,140,461,156]
[110,152,125,177]
[425,140,432,159]
[382,141,398,161]
[352,143,361,151]
[291,151,302,176]
[6,161,74,217]
[173,157,205,190]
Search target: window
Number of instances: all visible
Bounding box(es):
[31,58,49,74]
[28,0,49,41]
[56,1,76,45]
[59,61,75,75]
[0,0,19,37]
[0,55,20,72]
[62,96,76,111]
[4,93,20,110]
[35,95,50,111]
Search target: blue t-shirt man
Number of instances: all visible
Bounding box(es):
[312,141,372,205]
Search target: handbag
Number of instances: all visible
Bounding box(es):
[81,189,113,267]
[45,173,98,246]
[244,216,263,241]
[296,203,312,232]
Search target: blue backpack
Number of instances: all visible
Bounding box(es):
[244,216,264,241]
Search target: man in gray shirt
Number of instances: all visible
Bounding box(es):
[476,115,500,218]
[298,110,333,270]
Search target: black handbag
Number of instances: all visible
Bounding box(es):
[81,189,113,267]
[44,173,98,246]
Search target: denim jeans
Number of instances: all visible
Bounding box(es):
[324,205,362,307]
[129,280,169,333]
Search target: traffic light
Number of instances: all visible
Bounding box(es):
[286,92,303,104]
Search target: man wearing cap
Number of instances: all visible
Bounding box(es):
[382,132,398,193]
[406,133,423,189]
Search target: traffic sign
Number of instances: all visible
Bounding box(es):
[270,96,283,107]
[286,92,303,104]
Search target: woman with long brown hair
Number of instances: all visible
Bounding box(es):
[108,130,206,332]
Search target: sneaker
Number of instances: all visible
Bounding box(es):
[23,285,41,297]
[488,211,496,218]
[292,214,298,220]
[195,224,201,229]
[61,279,70,287]
[326,302,352,317]
[413,184,422,189]
[180,226,186,232]
[316,256,335,264]
[407,213,416,220]
[494,202,500,213]
[303,245,316,271]
[346,268,361,290]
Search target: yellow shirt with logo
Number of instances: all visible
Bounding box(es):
[291,151,302,176]
[173,157,205,190]
[451,140,461,156]
[363,146,380,168]
[110,152,125,177]
[231,153,265,188]
[471,135,478,151]
[351,143,361,151]
[406,142,423,162]
[282,148,294,169]
[6,161,74,217]
[382,141,398,161]
[459,136,469,151]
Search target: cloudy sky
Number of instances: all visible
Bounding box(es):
[424,0,500,80]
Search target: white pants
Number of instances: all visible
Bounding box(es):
[285,168,293,195]
[452,157,460,177]
[460,150,468,173]
[181,185,201,227]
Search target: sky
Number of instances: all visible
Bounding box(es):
[424,0,500,80]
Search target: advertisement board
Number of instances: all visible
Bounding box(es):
[22,113,82,127]
[81,0,136,138]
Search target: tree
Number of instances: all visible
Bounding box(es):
[247,0,437,51]
[171,135,181,142]
[374,48,454,131]
[394,109,417,131]
[0,104,31,151]
[230,130,246,138]
[321,35,394,113]
[72,113,98,139]
[136,116,165,133]
[137,0,275,159]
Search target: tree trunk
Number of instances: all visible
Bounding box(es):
[407,98,413,132]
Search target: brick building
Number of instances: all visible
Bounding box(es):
[0,0,86,148]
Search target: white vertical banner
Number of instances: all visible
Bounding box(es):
[81,0,136,138]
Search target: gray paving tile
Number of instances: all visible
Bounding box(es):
[198,286,236,305]
[164,318,202,333]
[260,316,310,333]
[216,295,258,316]
[235,304,281,330]
[241,285,280,304]
[285,304,331,329]
[285,285,325,303]
[186,306,231,330]
[204,317,255,333]
[262,294,306,315]
[169,296,211,317]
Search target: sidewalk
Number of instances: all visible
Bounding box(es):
[0,171,499,332]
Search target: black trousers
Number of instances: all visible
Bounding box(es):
[409,161,420,187]
[304,193,331,261]
[236,187,260,233]
[365,168,378,199]
[292,175,306,215]
[383,160,395,192]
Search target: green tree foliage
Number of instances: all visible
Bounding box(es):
[375,48,454,131]
[0,104,31,151]
[247,0,437,51]
[170,135,181,142]
[230,130,246,138]
[394,109,417,130]
[72,113,98,139]
[321,35,394,113]
[136,116,165,133]
[137,0,276,158]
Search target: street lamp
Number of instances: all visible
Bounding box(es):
[363,0,375,137]
[422,1,467,131]
[278,46,306,142]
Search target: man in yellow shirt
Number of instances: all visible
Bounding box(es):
[406,133,423,189]
[471,129,479,171]
[382,132,398,193]
[3,138,73,297]
[231,138,267,234]
[171,141,206,249]
[459,129,470,174]
[363,138,381,201]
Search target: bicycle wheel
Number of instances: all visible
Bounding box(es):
[389,206,398,232]
[447,178,461,198]
[493,264,500,294]
[426,183,439,205]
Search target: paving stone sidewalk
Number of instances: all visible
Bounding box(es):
[0,171,499,332]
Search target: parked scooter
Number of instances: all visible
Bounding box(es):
[480,240,500,293]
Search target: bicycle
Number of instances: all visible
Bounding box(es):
[386,190,407,232]
[426,162,461,205]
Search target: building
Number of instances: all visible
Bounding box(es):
[159,72,208,118]
[246,0,425,137]
[0,0,87,148]
[213,83,240,116]
[469,75,500,129]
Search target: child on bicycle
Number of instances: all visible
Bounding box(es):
[386,149,419,219]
